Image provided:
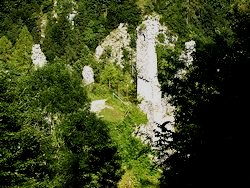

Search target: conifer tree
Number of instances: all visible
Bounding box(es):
[0,60,121,187]
[0,61,50,187]
[0,36,13,62]
[11,26,34,72]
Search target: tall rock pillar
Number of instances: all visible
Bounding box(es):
[136,16,171,144]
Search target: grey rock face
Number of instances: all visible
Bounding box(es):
[136,15,174,144]
[31,44,47,68]
[82,66,94,85]
[95,23,133,67]
[90,100,107,113]
[175,40,196,79]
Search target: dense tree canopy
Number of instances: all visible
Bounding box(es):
[1,0,249,187]
[156,1,250,187]
[0,55,121,187]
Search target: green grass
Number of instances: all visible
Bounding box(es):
[87,83,161,187]
[100,107,124,122]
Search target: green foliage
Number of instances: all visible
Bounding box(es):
[154,0,234,43]
[157,44,183,94]
[25,61,88,114]
[107,0,142,32]
[0,36,13,62]
[88,84,159,187]
[42,14,72,61]
[107,107,160,188]
[10,26,34,72]
[156,2,250,187]
[0,61,51,187]
[1,60,122,187]
[100,63,122,89]
[0,0,44,43]
[42,0,142,60]
[157,33,165,43]
[100,108,124,123]
[89,83,160,188]
[99,62,136,100]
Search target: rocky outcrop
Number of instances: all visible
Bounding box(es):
[31,44,47,68]
[175,40,196,79]
[136,16,174,144]
[95,23,133,67]
[90,100,107,113]
[82,66,94,85]
[67,11,77,26]
[67,0,77,26]
[90,99,113,113]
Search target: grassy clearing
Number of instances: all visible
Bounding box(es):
[100,107,124,122]
[87,84,161,187]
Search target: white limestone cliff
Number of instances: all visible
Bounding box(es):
[31,44,47,68]
[92,15,195,147]
[136,15,174,144]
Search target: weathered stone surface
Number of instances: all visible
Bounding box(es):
[95,23,133,66]
[68,11,77,26]
[90,100,107,113]
[176,40,196,79]
[136,15,174,144]
[82,66,94,85]
[31,44,47,68]
[180,40,196,66]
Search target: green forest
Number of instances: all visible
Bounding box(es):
[0,0,249,187]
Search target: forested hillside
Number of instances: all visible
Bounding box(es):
[0,0,249,187]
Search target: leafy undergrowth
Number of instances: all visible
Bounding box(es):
[87,84,161,188]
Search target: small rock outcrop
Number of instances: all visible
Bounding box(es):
[31,44,47,68]
[67,11,77,26]
[175,40,196,79]
[90,99,113,114]
[95,23,133,66]
[181,40,196,65]
[90,100,107,113]
[82,66,94,85]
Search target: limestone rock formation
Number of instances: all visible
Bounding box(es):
[67,11,77,26]
[136,15,174,144]
[67,0,77,27]
[176,40,196,79]
[90,99,113,114]
[82,66,94,85]
[31,44,47,68]
[180,40,196,66]
[90,100,107,113]
[95,23,133,66]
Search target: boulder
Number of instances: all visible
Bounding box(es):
[82,66,94,85]
[31,44,47,68]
